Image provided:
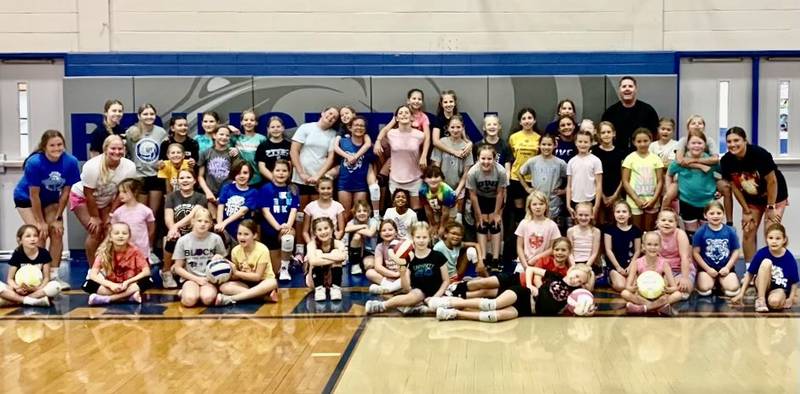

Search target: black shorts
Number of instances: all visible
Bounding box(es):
[679,201,705,223]
[295,183,317,196]
[141,176,166,193]
[495,272,521,293]
[508,285,534,317]
[164,237,182,254]
[14,198,32,208]
[82,278,154,294]
[508,180,528,201]
[477,195,498,215]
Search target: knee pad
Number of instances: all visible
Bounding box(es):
[295,212,304,224]
[466,247,478,263]
[281,234,295,253]
[488,222,501,235]
[479,298,497,311]
[724,289,740,297]
[476,223,489,234]
[369,183,381,202]
[479,311,498,322]
[697,289,712,297]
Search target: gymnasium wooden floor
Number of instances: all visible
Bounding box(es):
[1,263,799,393]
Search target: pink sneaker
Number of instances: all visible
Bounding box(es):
[626,302,647,315]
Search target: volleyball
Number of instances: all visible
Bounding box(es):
[389,239,415,261]
[206,259,232,284]
[636,271,666,300]
[15,265,43,288]
[566,289,594,316]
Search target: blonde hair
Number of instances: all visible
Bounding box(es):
[99,135,124,186]
[482,114,502,134]
[567,264,595,288]
[409,221,431,237]
[192,207,213,225]
[95,222,131,275]
[686,114,706,131]
[524,191,549,220]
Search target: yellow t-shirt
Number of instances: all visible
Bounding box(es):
[622,152,664,207]
[509,131,541,182]
[231,242,274,280]
[157,160,190,190]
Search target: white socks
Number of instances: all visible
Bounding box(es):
[479,311,498,322]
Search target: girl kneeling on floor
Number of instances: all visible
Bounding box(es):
[428,264,594,322]
[84,222,154,306]
[365,222,450,315]
[216,219,279,306]
[172,207,227,307]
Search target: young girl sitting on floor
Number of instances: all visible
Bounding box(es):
[307,217,347,302]
[0,225,61,307]
[84,222,154,305]
[621,231,683,316]
[216,220,279,305]
[172,207,228,307]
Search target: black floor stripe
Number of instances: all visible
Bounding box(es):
[323,317,369,394]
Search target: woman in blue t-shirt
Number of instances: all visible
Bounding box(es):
[13,130,80,289]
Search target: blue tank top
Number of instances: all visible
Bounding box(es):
[337,137,372,192]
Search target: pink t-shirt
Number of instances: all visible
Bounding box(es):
[110,203,155,258]
[514,218,561,263]
[566,153,603,202]
[304,200,345,232]
[387,128,425,183]
[412,111,430,132]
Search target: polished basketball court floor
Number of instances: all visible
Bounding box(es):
[1,261,798,393]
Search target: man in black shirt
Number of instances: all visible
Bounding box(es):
[601,76,659,150]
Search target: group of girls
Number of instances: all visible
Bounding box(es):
[5,91,796,316]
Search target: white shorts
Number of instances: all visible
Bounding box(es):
[389,178,422,197]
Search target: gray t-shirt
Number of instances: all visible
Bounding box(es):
[198,147,232,194]
[466,162,509,198]
[431,137,474,189]
[126,125,168,177]
[291,122,336,185]
[165,191,208,235]
[519,155,567,217]
[173,232,226,277]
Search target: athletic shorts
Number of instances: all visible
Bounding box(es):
[495,272,522,293]
[164,239,178,254]
[14,198,32,209]
[68,191,86,211]
[679,201,705,223]
[477,195,497,215]
[673,265,697,285]
[82,278,153,294]
[262,232,281,250]
[389,178,421,197]
[507,285,534,317]
[294,182,317,196]
[508,180,527,201]
[141,176,166,193]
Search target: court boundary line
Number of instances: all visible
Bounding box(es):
[322,317,369,394]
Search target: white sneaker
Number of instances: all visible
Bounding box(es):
[215,294,235,306]
[279,267,291,281]
[23,296,50,307]
[436,308,458,321]
[369,284,388,294]
[427,297,451,310]
[398,305,430,316]
[329,285,342,301]
[55,277,71,291]
[351,264,363,275]
[160,271,178,289]
[43,281,61,298]
[365,300,386,314]
[314,286,327,302]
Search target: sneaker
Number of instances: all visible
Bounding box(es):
[215,294,234,306]
[365,300,386,314]
[55,277,71,291]
[369,284,388,294]
[436,307,458,321]
[625,302,647,314]
[314,286,327,302]
[329,285,342,301]
[23,296,50,307]
[87,294,110,306]
[427,297,451,310]
[160,271,178,289]
[129,291,142,304]
[292,253,305,267]
[755,298,769,313]
[351,264,363,275]
[657,304,677,317]
[398,305,429,316]
[279,267,292,281]
[43,281,61,298]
